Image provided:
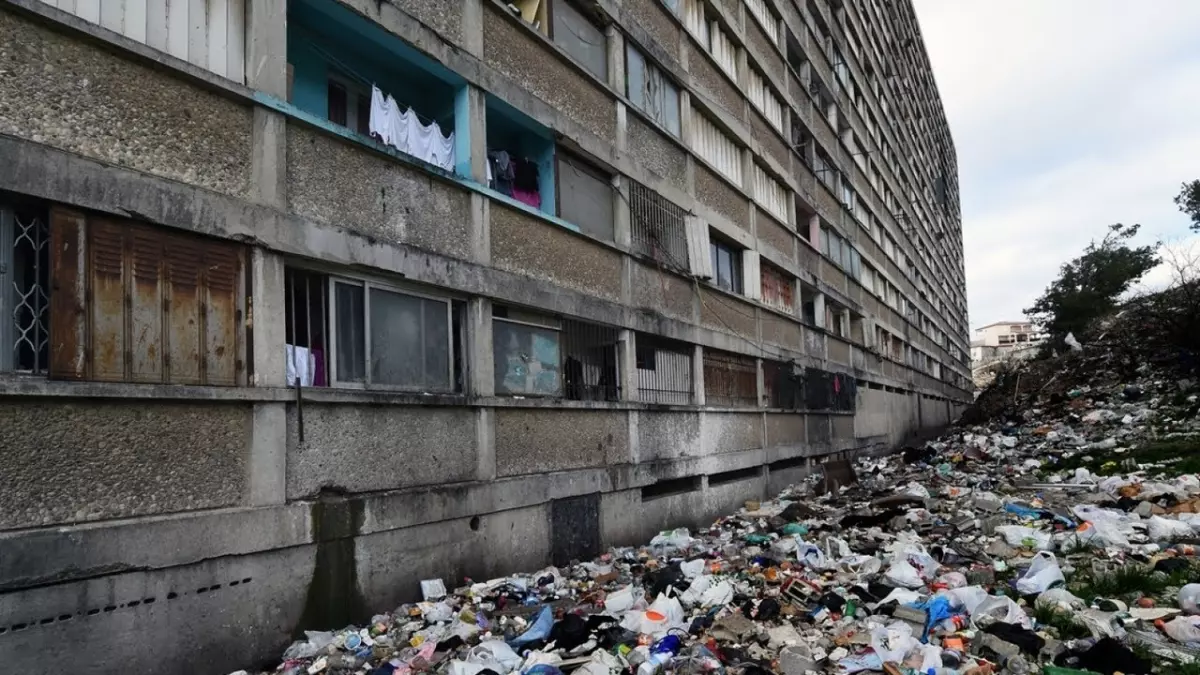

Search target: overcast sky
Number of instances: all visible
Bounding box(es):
[911,0,1200,330]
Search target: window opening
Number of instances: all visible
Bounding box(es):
[629,182,689,270]
[284,267,329,387]
[636,333,693,405]
[703,349,757,407]
[0,200,49,374]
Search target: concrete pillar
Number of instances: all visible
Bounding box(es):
[462,0,484,58]
[251,248,286,387]
[614,175,631,248]
[454,85,488,182]
[813,292,826,329]
[250,109,286,208]
[692,345,706,405]
[247,403,286,506]
[246,0,287,97]
[618,329,638,401]
[742,250,761,301]
[808,214,821,247]
[467,297,494,397]
[755,358,766,406]
[607,26,626,93]
[476,407,496,480]
[616,103,629,154]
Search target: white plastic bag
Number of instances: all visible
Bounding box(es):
[796,541,828,569]
[678,575,711,607]
[994,525,1054,551]
[467,641,522,674]
[920,644,944,671]
[449,661,486,675]
[1036,588,1085,611]
[870,621,918,663]
[1179,584,1200,615]
[604,585,636,614]
[971,595,1032,629]
[699,580,733,608]
[1148,516,1194,542]
[649,528,694,552]
[902,482,931,498]
[936,571,968,589]
[680,559,707,579]
[946,586,989,615]
[1015,552,1065,594]
[1164,616,1200,644]
[884,559,925,589]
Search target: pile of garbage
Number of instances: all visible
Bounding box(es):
[231,335,1200,675]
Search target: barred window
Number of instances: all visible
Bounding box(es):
[703,349,757,407]
[637,333,693,405]
[0,199,49,374]
[493,307,619,401]
[630,182,689,271]
[760,264,794,314]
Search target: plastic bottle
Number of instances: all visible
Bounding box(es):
[637,650,673,675]
[1179,584,1200,615]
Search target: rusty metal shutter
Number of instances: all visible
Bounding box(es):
[48,207,87,380]
[49,212,246,385]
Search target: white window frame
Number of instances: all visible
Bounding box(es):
[753,164,789,223]
[744,0,778,45]
[710,20,738,80]
[327,275,456,391]
[747,69,784,132]
[690,110,744,185]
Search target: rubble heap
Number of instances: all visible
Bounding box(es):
[232,330,1200,675]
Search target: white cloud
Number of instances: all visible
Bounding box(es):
[912,0,1200,329]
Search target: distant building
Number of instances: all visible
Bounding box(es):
[971,321,1043,387]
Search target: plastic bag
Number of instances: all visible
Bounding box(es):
[995,525,1054,551]
[971,595,1032,629]
[698,580,733,608]
[902,482,931,498]
[1015,552,1065,594]
[449,661,487,675]
[1148,516,1195,542]
[1179,584,1200,615]
[680,559,706,579]
[510,605,554,647]
[946,585,989,614]
[1036,588,1085,611]
[467,641,523,674]
[936,571,968,589]
[620,594,685,637]
[649,528,694,552]
[884,559,925,589]
[1164,616,1200,644]
[796,541,828,569]
[870,621,918,663]
[679,575,710,607]
[605,586,636,614]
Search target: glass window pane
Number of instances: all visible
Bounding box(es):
[625,44,646,108]
[493,320,561,395]
[370,287,423,387]
[335,282,365,382]
[662,79,681,136]
[423,297,451,389]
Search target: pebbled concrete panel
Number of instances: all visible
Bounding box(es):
[491,204,623,302]
[638,411,702,461]
[700,291,757,337]
[495,408,630,476]
[687,46,744,121]
[286,404,477,499]
[628,116,687,191]
[632,263,694,321]
[700,411,763,453]
[760,311,804,351]
[0,401,249,530]
[482,6,616,142]
[695,165,750,231]
[751,108,791,172]
[391,0,464,47]
[766,413,805,446]
[757,211,796,261]
[0,8,251,199]
[286,125,474,261]
[625,0,681,65]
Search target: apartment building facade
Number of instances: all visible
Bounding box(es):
[0,0,969,670]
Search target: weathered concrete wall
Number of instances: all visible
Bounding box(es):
[767,463,812,495]
[695,166,751,230]
[495,409,630,475]
[285,404,478,498]
[632,263,694,320]
[627,116,688,191]
[286,125,475,260]
[757,211,795,261]
[686,45,745,122]
[391,0,465,47]
[0,401,250,529]
[751,111,791,171]
[0,8,252,200]
[700,412,764,454]
[491,205,624,301]
[765,413,805,447]
[481,5,616,142]
[625,0,681,64]
[639,411,703,460]
[760,311,804,350]
[700,293,758,336]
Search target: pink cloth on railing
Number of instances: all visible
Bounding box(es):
[512,188,541,208]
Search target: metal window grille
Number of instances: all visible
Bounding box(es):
[760,265,794,314]
[803,367,857,411]
[284,267,329,387]
[763,360,802,409]
[636,333,692,405]
[630,182,689,271]
[562,318,620,402]
[0,203,49,374]
[703,349,757,407]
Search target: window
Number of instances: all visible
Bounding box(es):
[690,112,743,184]
[626,45,681,137]
[493,308,619,400]
[709,236,743,294]
[327,279,455,391]
[752,164,789,223]
[744,0,778,45]
[557,152,614,241]
[760,264,794,314]
[326,72,370,135]
[46,207,247,385]
[552,1,608,80]
[848,248,862,281]
[0,200,49,374]
[763,360,801,409]
[813,151,836,191]
[709,19,738,78]
[630,181,689,270]
[637,333,693,404]
[998,334,1014,345]
[747,70,784,131]
[825,305,846,338]
[284,267,329,387]
[703,349,757,406]
[840,181,855,210]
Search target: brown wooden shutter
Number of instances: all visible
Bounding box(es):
[199,238,243,386]
[164,237,203,384]
[129,223,165,383]
[88,217,128,382]
[48,207,87,380]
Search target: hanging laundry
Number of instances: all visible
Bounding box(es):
[488,150,516,196]
[368,85,457,172]
[285,345,315,387]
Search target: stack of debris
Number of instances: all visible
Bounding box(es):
[230,329,1200,675]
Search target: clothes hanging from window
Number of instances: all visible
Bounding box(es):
[514,157,540,193]
[285,345,315,387]
[488,150,516,196]
[368,85,456,172]
[512,187,541,208]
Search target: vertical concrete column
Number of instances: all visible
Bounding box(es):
[248,247,286,506]
[607,26,626,93]
[742,250,761,301]
[467,297,494,397]
[618,329,638,402]
[613,175,632,248]
[461,0,484,58]
[680,91,696,194]
[246,0,288,209]
[755,358,765,406]
[808,214,821,245]
[692,345,706,405]
[454,85,488,182]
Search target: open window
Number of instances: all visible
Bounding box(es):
[493,307,618,401]
[486,96,556,215]
[288,0,463,172]
[763,359,801,409]
[0,196,49,375]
